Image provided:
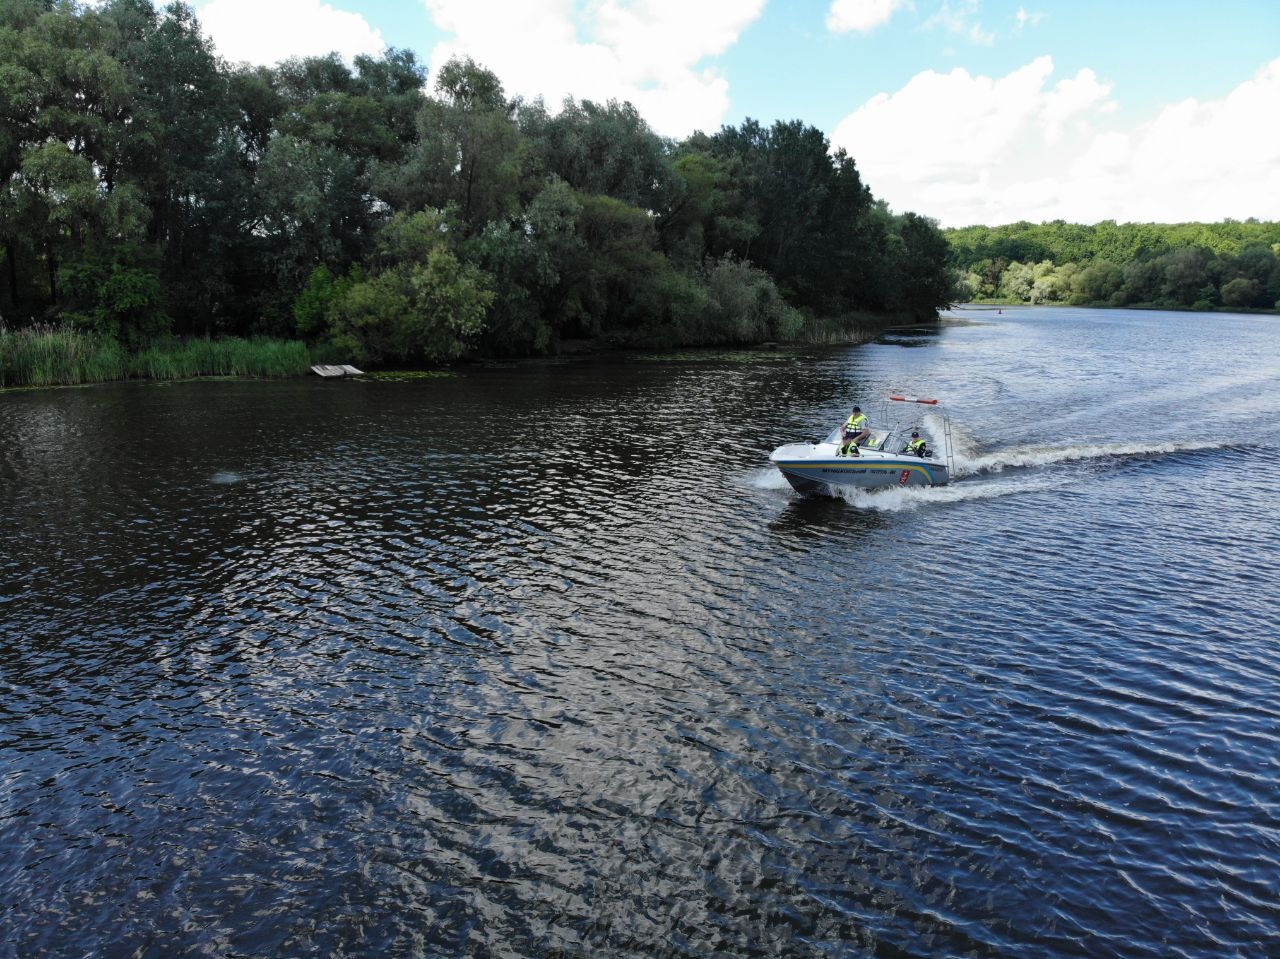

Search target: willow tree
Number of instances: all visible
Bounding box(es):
[322,210,494,363]
[1,0,127,313]
[377,57,524,233]
[518,96,675,212]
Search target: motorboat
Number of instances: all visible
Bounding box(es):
[769,395,952,494]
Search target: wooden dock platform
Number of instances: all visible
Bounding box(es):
[310,364,364,378]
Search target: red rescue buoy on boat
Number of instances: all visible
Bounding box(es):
[889,395,939,405]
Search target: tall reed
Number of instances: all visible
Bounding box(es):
[800,312,879,345]
[799,310,934,345]
[129,337,312,379]
[1,327,311,388]
[0,325,129,388]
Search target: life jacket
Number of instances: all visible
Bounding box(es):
[845,413,868,434]
[907,438,927,455]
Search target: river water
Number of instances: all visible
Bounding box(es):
[2,306,1278,957]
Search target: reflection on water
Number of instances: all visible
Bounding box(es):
[2,308,1280,957]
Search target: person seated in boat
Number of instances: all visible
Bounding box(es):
[841,405,870,454]
[904,431,929,457]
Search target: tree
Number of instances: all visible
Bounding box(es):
[1120,256,1163,304]
[568,192,663,338]
[247,50,428,333]
[649,135,770,303]
[254,132,364,331]
[0,0,135,316]
[379,57,523,231]
[1229,243,1280,307]
[997,261,1035,302]
[325,210,494,363]
[2,4,969,356]
[883,211,957,315]
[1219,277,1258,308]
[462,175,588,355]
[519,96,674,212]
[699,256,802,342]
[60,240,168,343]
[944,219,1280,312]
[349,49,424,155]
[1161,247,1214,305]
[1023,260,1064,303]
[705,119,884,314]
[1070,259,1122,304]
[713,120,832,302]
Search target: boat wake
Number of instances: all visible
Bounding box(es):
[750,438,1230,513]
[951,438,1220,478]
[745,461,1071,512]
[833,470,1075,511]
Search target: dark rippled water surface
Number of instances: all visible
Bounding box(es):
[3,307,1279,957]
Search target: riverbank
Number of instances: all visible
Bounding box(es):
[961,297,1279,314]
[2,310,917,390]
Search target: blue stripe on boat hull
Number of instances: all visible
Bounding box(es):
[774,458,948,493]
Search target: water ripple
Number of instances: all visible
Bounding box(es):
[3,318,1280,956]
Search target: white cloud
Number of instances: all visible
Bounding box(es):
[1040,66,1112,143]
[195,0,385,66]
[924,0,994,45]
[826,0,911,34]
[423,0,765,137]
[1015,7,1047,29]
[830,56,1280,226]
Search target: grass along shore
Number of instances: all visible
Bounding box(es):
[1,310,935,389]
[0,326,312,388]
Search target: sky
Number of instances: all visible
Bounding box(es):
[188,0,1280,228]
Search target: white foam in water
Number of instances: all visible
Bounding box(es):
[952,438,1219,477]
[210,471,244,484]
[835,470,1074,512]
[752,435,1218,512]
[744,467,791,490]
[746,457,1070,511]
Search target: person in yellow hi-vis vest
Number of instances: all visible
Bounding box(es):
[840,405,869,456]
[905,431,928,457]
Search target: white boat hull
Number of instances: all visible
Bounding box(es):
[770,442,948,494]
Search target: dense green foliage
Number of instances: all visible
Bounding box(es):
[1,0,955,371]
[946,220,1280,310]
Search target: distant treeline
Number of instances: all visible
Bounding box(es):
[1,0,954,368]
[946,220,1280,310]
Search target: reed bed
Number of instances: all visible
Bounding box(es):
[0,326,312,388]
[799,312,880,345]
[0,325,129,388]
[799,310,939,345]
[130,337,311,379]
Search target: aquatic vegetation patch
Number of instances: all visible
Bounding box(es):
[362,370,457,382]
[632,348,795,364]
